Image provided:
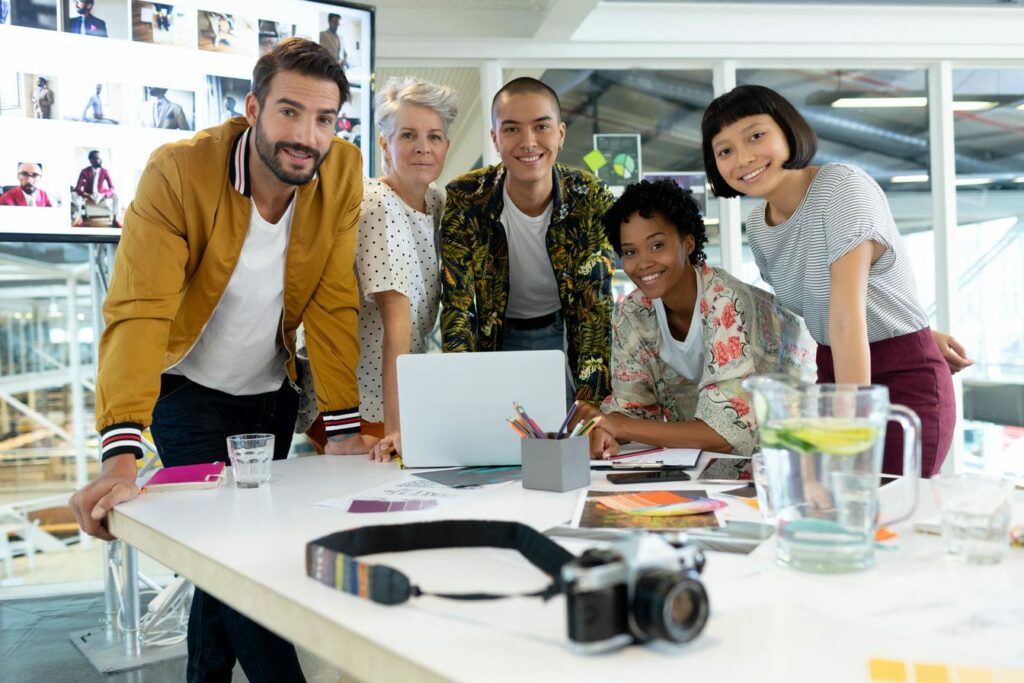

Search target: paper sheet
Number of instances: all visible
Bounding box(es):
[313,475,480,512]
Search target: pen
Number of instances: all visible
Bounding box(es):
[606,446,666,460]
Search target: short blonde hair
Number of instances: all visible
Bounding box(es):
[375,76,458,143]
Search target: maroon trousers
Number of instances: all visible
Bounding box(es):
[816,327,955,478]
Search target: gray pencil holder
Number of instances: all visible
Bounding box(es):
[521,434,590,493]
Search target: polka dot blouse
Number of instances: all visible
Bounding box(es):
[355,178,444,423]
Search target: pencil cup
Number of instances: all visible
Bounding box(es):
[521,435,590,493]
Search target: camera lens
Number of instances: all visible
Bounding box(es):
[632,569,709,644]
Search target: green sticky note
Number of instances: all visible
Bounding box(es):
[583,148,607,173]
[868,658,907,682]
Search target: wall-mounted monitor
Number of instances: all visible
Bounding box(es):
[0,0,374,242]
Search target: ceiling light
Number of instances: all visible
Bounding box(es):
[955,178,993,186]
[1014,177,1024,183]
[891,174,929,183]
[952,101,998,111]
[832,97,927,109]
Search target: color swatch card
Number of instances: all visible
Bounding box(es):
[572,489,724,531]
[348,499,438,513]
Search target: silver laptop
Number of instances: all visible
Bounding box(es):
[397,350,568,467]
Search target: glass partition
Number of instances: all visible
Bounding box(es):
[735,69,934,299]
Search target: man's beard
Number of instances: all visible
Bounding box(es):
[254,120,326,187]
[22,184,36,195]
[76,5,89,15]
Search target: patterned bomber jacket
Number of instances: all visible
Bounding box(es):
[603,264,817,455]
[440,163,615,403]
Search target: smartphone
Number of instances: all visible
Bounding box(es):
[607,470,691,485]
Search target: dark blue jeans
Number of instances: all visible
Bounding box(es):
[151,374,304,683]
[502,312,574,408]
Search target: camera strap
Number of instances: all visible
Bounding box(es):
[306,520,575,605]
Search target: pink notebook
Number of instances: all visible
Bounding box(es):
[142,462,225,492]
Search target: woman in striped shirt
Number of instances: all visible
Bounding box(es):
[701,84,967,477]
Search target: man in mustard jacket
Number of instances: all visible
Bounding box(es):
[69,38,372,682]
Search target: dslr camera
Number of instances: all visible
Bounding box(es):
[561,533,709,653]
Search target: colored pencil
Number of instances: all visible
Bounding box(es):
[507,419,530,438]
[555,400,579,439]
[513,402,546,438]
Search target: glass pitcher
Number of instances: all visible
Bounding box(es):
[742,376,921,573]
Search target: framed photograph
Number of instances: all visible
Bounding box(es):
[592,133,642,194]
[132,1,196,47]
[62,0,129,39]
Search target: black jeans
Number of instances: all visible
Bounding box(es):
[151,374,304,683]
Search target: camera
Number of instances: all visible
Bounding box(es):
[561,533,709,653]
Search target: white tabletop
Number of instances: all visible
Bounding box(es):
[108,456,1024,683]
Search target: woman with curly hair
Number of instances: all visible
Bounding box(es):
[585,179,814,459]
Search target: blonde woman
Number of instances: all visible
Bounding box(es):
[303,77,457,459]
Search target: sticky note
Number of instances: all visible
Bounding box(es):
[998,669,1024,683]
[956,667,993,683]
[913,663,949,683]
[869,658,907,682]
[583,149,607,173]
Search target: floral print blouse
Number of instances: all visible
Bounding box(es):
[602,264,816,455]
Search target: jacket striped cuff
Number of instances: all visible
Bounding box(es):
[323,408,360,440]
[100,423,145,461]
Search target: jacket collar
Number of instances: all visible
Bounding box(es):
[484,163,567,222]
[229,127,253,198]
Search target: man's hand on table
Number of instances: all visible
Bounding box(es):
[68,453,140,541]
[324,433,378,456]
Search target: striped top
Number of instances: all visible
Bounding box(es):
[745,163,928,346]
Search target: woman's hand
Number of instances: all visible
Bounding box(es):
[931,330,974,374]
[369,432,402,462]
[569,401,601,433]
[589,425,619,460]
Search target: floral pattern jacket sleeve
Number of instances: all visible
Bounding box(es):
[602,264,816,455]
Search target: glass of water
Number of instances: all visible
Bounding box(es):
[933,474,1014,565]
[226,433,274,489]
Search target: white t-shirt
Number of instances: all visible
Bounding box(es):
[169,198,293,395]
[501,184,560,320]
[355,178,443,423]
[653,267,705,381]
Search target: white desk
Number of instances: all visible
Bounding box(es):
[108,456,1024,683]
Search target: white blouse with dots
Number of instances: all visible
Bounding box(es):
[355,177,444,423]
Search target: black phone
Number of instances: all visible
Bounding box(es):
[606,470,692,485]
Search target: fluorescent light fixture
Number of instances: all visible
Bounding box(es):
[832,97,927,109]
[891,174,929,183]
[1014,176,1024,183]
[952,101,998,111]
[955,177,993,186]
[832,97,997,110]
[1017,104,1024,111]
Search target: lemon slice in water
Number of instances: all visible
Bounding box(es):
[763,419,878,456]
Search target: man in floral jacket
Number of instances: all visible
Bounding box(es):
[440,77,614,405]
